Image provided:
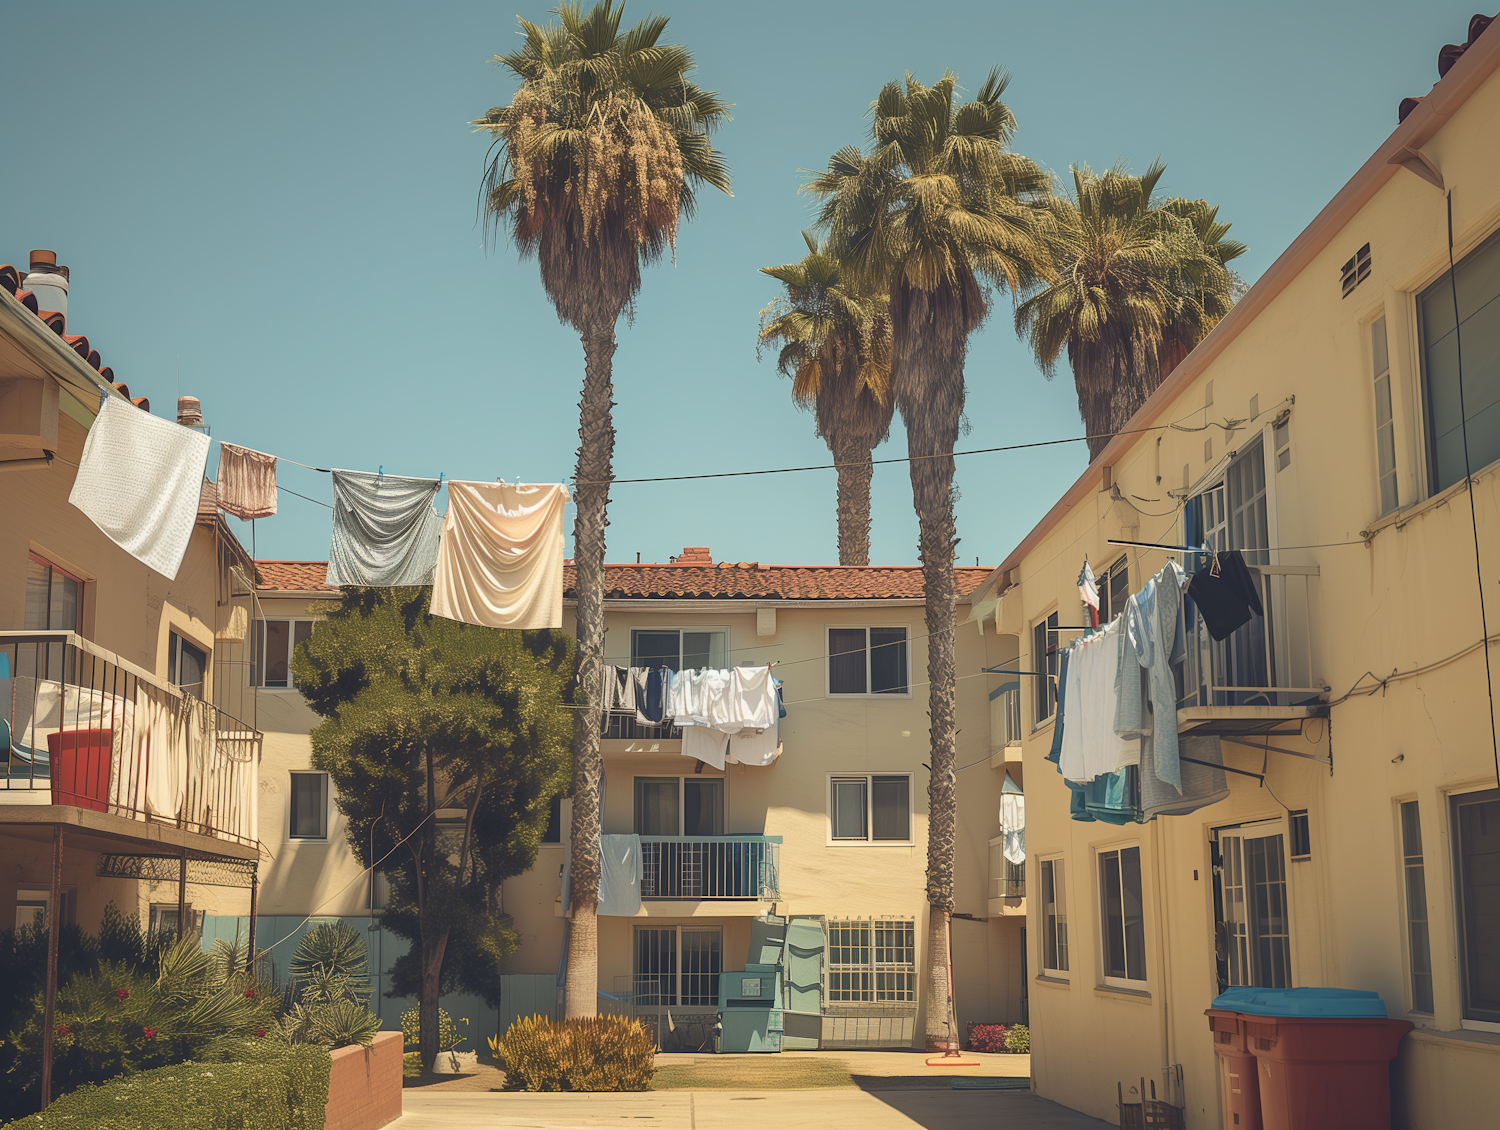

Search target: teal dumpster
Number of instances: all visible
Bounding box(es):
[716,966,783,1053]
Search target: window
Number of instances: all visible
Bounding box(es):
[253,619,313,688]
[1098,845,1146,988]
[14,889,52,931]
[1371,318,1398,513]
[1452,788,1500,1027]
[1040,858,1069,976]
[167,630,208,695]
[829,775,911,842]
[1033,611,1059,724]
[1419,226,1500,495]
[633,776,723,836]
[630,629,727,672]
[24,553,83,682]
[288,771,329,839]
[149,904,201,937]
[542,795,563,843]
[826,918,916,1004]
[1097,558,1130,625]
[827,626,908,695]
[1214,825,1290,991]
[633,926,721,1007]
[1274,417,1292,473]
[1340,242,1372,298]
[1400,801,1434,1014]
[1289,810,1311,859]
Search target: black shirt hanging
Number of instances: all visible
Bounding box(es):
[1187,550,1265,641]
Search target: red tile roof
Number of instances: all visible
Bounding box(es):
[255,561,340,592]
[255,553,992,602]
[0,260,148,411]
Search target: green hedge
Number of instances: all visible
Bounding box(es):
[1,1041,329,1130]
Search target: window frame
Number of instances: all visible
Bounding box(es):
[1032,611,1060,727]
[824,624,911,698]
[1213,819,1293,992]
[626,627,731,673]
[1039,856,1070,979]
[632,924,723,1009]
[167,629,209,696]
[1370,316,1398,513]
[1096,558,1131,626]
[287,770,330,841]
[253,618,314,689]
[1398,798,1434,1016]
[25,551,85,633]
[1097,842,1148,991]
[632,774,726,837]
[1450,786,1500,1031]
[824,916,917,1008]
[826,773,913,845]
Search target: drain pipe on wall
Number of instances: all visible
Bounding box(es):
[1154,822,1175,1102]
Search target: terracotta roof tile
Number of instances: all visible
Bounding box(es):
[255,561,340,592]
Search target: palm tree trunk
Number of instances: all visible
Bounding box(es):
[564,321,616,1019]
[832,435,874,566]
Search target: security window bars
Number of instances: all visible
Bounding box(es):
[633,926,721,1008]
[827,627,909,695]
[630,629,727,673]
[1452,788,1500,1026]
[1400,801,1434,1014]
[288,772,328,839]
[1419,226,1500,495]
[1099,845,1147,987]
[254,619,313,688]
[830,775,911,842]
[1372,317,1398,513]
[1033,612,1060,724]
[826,918,916,1005]
[1040,858,1069,975]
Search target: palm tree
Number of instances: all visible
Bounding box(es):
[1015,162,1242,458]
[809,71,1052,1050]
[758,232,894,565]
[473,0,729,1018]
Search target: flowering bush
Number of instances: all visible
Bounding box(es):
[966,1022,1008,1053]
[1005,1024,1031,1054]
[403,1005,468,1053]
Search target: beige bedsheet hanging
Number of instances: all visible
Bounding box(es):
[430,482,570,630]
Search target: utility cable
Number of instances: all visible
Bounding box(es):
[1447,191,1500,790]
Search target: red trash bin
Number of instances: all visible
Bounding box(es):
[1206,1008,1263,1130]
[1246,1015,1412,1130]
[47,728,114,811]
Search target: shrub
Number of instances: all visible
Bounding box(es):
[277,923,380,1049]
[966,1022,1008,1053]
[489,1015,654,1091]
[402,1006,467,1053]
[1004,1024,1031,1054]
[0,1042,328,1130]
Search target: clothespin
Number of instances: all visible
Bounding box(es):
[378,465,384,485]
[437,472,444,486]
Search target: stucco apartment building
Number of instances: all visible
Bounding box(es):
[1,252,261,958]
[967,15,1500,1129]
[234,548,1026,1047]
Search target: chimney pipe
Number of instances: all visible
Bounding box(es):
[177,396,205,429]
[24,250,69,319]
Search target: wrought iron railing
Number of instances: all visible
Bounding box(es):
[600,713,681,740]
[990,682,1022,747]
[988,836,1025,900]
[0,631,261,848]
[1174,565,1323,709]
[640,835,780,900]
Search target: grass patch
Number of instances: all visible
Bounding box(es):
[652,1058,856,1091]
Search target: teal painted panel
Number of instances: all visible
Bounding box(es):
[747,915,786,967]
[783,917,824,1016]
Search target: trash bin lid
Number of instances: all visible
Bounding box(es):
[1209,987,1389,1018]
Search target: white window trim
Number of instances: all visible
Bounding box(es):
[1097,841,1149,992]
[824,624,913,699]
[825,772,914,846]
[621,626,732,671]
[1450,784,1500,1032]
[1038,854,1069,980]
[1031,609,1060,730]
[633,774,727,837]
[255,618,315,691]
[287,770,331,841]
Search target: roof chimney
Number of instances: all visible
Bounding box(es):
[674,546,713,565]
[177,396,205,430]
[23,250,68,319]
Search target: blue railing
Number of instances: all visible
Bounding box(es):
[639,835,781,900]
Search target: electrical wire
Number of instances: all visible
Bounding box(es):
[276,485,334,509]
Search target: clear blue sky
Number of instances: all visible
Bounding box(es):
[1,1,1478,567]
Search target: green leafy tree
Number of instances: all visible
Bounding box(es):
[809,70,1052,1049]
[292,587,574,1069]
[759,232,894,565]
[1015,162,1245,458]
[472,0,730,1017]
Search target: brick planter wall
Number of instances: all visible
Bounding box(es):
[325,1031,403,1130]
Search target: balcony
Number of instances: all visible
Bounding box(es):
[1173,564,1328,732]
[988,836,1025,916]
[988,682,1022,767]
[1,631,261,857]
[641,835,781,903]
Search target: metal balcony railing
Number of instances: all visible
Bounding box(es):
[988,836,1026,900]
[600,712,682,740]
[990,683,1022,748]
[0,632,261,848]
[640,835,781,900]
[1174,564,1324,710]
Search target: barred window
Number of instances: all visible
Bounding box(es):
[826,918,916,1004]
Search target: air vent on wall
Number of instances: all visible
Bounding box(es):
[1341,243,1372,298]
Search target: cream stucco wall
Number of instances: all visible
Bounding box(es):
[995,56,1500,1130]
